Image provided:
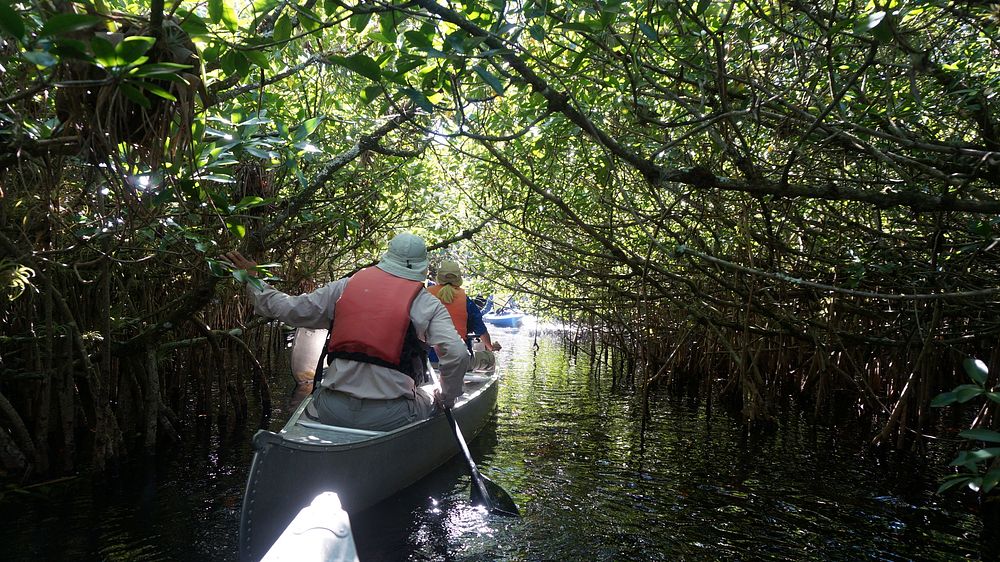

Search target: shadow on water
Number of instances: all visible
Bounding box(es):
[0,320,989,560]
[0,419,256,561]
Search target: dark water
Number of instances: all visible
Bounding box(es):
[0,321,984,561]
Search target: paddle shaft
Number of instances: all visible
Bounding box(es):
[432,359,517,516]
[444,406,493,509]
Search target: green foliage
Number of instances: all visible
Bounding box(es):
[327,53,382,82]
[4,0,1000,472]
[0,1,25,41]
[933,357,1000,495]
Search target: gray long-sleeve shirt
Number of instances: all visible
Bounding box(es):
[245,272,470,404]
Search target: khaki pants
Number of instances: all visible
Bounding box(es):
[306,388,435,431]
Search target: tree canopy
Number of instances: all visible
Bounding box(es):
[1,0,999,475]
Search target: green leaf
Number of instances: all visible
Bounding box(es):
[870,14,894,43]
[350,11,371,32]
[206,258,228,277]
[360,85,382,104]
[39,13,101,36]
[955,448,1000,464]
[234,195,265,210]
[404,29,433,50]
[178,10,210,36]
[136,81,177,101]
[232,268,253,283]
[227,222,247,238]
[473,64,504,95]
[210,0,239,30]
[854,11,886,33]
[568,51,586,73]
[219,50,238,75]
[955,384,985,403]
[930,391,957,407]
[959,429,1000,443]
[51,38,92,61]
[243,145,275,160]
[963,357,989,385]
[274,13,292,42]
[936,475,971,494]
[91,36,120,67]
[200,173,235,184]
[425,47,449,59]
[244,49,270,69]
[293,5,320,32]
[131,62,193,78]
[209,0,224,23]
[328,54,382,82]
[117,36,155,64]
[151,186,175,206]
[987,392,1000,404]
[120,82,152,109]
[298,116,323,136]
[637,22,657,40]
[379,11,403,40]
[253,0,280,15]
[400,87,433,112]
[0,1,25,41]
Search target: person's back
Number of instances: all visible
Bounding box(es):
[225,233,470,431]
[428,261,501,356]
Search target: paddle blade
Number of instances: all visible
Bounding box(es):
[479,475,520,517]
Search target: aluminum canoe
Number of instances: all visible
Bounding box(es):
[238,370,500,562]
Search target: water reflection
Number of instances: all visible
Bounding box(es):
[0,318,984,561]
[349,319,980,561]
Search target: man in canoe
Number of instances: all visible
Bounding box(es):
[224,232,470,431]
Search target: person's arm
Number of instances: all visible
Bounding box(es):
[224,251,341,329]
[249,281,342,329]
[466,297,500,351]
[478,332,498,351]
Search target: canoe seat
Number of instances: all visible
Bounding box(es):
[297,420,387,437]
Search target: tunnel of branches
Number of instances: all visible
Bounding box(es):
[1,0,998,477]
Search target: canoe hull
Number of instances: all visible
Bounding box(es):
[483,313,523,328]
[239,374,499,562]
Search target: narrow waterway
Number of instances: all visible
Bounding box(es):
[0,320,984,560]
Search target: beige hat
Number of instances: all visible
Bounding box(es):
[436,260,463,286]
[376,233,428,281]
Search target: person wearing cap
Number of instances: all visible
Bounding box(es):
[427,260,501,355]
[222,233,470,431]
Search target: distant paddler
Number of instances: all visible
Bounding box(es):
[427,260,500,371]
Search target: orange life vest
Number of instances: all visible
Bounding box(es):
[327,267,427,378]
[427,284,468,340]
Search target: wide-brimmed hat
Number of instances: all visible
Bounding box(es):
[376,233,428,281]
[436,260,463,287]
